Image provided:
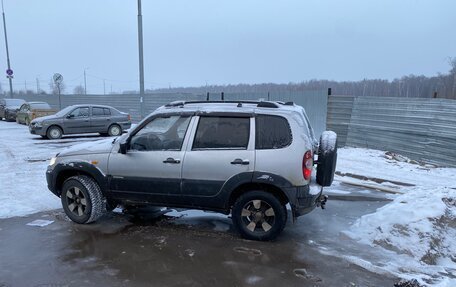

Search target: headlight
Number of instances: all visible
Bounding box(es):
[49,157,57,166]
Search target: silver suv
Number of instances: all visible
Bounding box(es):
[46,101,337,240]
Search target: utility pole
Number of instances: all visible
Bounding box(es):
[24,80,27,91]
[2,0,13,98]
[36,77,40,94]
[137,0,145,119]
[84,68,87,95]
[103,79,106,95]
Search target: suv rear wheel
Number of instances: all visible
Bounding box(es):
[232,191,287,241]
[61,175,106,224]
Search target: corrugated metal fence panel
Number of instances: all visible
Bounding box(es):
[326,95,355,146]
[344,96,456,167]
[15,90,328,137]
[222,90,328,138]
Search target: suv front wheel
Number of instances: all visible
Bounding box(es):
[232,191,287,241]
[61,175,106,224]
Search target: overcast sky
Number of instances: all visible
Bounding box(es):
[0,0,455,94]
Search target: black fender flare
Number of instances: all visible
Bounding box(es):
[219,171,295,210]
[49,161,108,197]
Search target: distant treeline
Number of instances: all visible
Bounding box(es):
[153,60,456,99]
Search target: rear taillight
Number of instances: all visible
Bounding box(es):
[303,150,313,180]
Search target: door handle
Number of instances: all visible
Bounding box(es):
[163,157,180,164]
[231,158,249,165]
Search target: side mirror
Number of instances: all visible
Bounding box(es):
[66,114,75,119]
[119,141,128,154]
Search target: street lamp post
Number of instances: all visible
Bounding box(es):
[1,0,13,98]
[137,0,145,119]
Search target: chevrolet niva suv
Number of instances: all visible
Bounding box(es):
[46,100,337,240]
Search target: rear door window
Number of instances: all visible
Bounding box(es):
[255,115,292,149]
[92,107,105,117]
[193,116,250,149]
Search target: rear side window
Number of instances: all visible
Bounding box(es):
[255,115,292,149]
[92,107,104,116]
[103,108,111,116]
[193,117,250,149]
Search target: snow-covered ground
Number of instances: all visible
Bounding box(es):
[333,147,456,287]
[0,121,101,218]
[1,121,455,286]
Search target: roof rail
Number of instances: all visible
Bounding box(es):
[165,101,185,107]
[165,100,280,108]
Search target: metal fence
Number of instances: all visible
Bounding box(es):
[327,95,456,167]
[13,90,328,136]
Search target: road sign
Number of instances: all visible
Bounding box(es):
[53,73,63,84]
[6,69,13,76]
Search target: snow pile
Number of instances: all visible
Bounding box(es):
[347,187,455,267]
[337,148,456,286]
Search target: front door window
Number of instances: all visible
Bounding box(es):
[130,115,191,151]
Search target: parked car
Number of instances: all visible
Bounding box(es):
[30,104,131,139]
[46,100,337,241]
[16,102,56,125]
[0,98,26,121]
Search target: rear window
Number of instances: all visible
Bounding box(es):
[193,116,250,149]
[255,115,292,149]
[5,99,25,106]
[30,103,51,110]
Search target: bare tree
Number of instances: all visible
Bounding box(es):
[49,79,66,95]
[73,85,85,95]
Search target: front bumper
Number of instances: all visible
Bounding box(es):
[46,165,58,196]
[284,185,323,218]
[29,124,46,136]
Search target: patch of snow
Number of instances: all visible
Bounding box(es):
[320,130,337,154]
[257,174,273,181]
[26,219,54,227]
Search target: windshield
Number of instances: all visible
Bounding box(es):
[54,106,75,117]
[5,99,25,106]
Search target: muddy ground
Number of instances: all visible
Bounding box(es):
[0,194,398,287]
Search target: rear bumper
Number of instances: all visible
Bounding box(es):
[284,184,323,218]
[119,121,131,131]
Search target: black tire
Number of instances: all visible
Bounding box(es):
[232,191,287,241]
[61,175,106,224]
[108,124,122,136]
[46,125,63,139]
[316,131,338,187]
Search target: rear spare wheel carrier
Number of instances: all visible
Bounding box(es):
[316,131,337,186]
